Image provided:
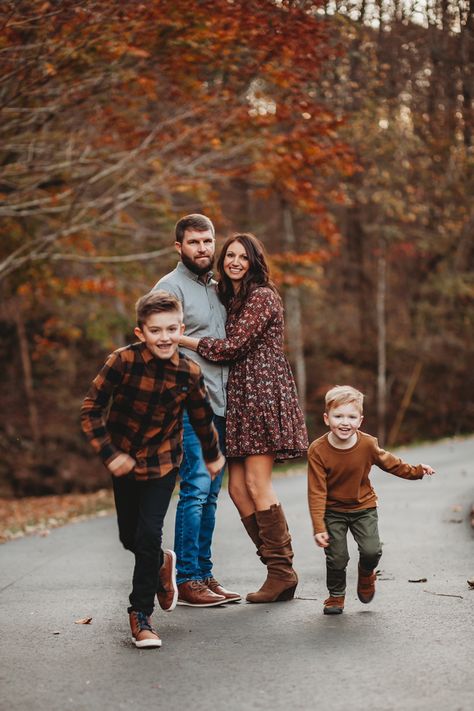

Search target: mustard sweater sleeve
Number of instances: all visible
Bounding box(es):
[373,440,424,480]
[307,445,328,534]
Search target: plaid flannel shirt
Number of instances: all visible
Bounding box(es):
[80,342,220,480]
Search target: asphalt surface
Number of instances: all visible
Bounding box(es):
[1,436,473,711]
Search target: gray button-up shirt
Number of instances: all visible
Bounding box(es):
[154,262,228,416]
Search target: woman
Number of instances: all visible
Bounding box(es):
[179,233,308,603]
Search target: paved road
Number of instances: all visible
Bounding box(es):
[1,436,473,711]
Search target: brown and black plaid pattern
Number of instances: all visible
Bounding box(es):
[81,342,220,480]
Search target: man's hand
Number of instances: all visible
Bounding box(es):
[107,452,136,477]
[421,464,435,476]
[314,531,329,548]
[206,453,226,480]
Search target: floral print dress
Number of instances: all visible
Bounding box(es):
[197,287,308,461]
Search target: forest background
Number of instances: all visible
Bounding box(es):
[0,0,472,498]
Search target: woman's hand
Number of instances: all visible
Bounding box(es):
[179,335,200,351]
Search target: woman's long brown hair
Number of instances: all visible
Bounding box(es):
[216,233,279,314]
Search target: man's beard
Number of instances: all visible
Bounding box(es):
[181,252,214,276]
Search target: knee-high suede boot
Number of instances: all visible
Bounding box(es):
[241,512,266,565]
[246,503,298,603]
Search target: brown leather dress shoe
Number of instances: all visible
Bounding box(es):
[203,576,241,603]
[157,549,178,612]
[177,579,227,607]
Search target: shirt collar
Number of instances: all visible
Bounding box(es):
[176,261,214,285]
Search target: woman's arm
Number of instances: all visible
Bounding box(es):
[196,287,279,363]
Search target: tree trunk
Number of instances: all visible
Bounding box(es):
[14,308,41,448]
[376,241,386,445]
[281,201,306,414]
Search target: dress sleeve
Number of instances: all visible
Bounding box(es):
[307,445,328,534]
[197,288,279,363]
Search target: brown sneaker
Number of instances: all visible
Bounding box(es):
[129,611,162,648]
[357,565,376,603]
[157,550,178,612]
[177,579,227,607]
[323,595,345,615]
[203,576,241,603]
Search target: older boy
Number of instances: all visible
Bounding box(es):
[307,385,434,615]
[81,291,224,648]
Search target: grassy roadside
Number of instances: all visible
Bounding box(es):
[0,489,115,544]
[0,461,308,545]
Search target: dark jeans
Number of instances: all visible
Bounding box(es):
[112,471,177,615]
[324,508,382,596]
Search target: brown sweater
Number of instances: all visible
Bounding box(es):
[307,431,425,534]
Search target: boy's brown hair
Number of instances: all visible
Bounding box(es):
[135,290,183,329]
[325,385,364,414]
[174,213,215,244]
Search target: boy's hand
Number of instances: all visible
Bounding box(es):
[206,453,226,480]
[314,531,329,548]
[421,464,435,476]
[107,452,136,477]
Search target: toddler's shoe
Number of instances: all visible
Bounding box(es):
[357,565,376,603]
[323,595,345,615]
[129,611,161,648]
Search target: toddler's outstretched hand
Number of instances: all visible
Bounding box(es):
[314,531,329,548]
[421,464,435,476]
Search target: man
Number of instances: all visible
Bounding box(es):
[154,214,241,606]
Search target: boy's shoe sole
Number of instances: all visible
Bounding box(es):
[157,549,178,612]
[323,606,343,615]
[131,635,162,648]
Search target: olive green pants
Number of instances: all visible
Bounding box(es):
[324,508,382,596]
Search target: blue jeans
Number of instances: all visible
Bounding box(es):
[174,411,226,585]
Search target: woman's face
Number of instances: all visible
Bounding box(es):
[223,240,250,289]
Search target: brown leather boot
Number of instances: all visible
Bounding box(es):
[357,565,376,603]
[246,504,298,603]
[241,512,266,564]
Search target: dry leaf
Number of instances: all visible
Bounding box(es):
[408,578,427,583]
[75,617,93,625]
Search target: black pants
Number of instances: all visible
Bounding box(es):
[112,471,177,615]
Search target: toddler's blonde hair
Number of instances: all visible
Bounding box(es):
[325,385,364,414]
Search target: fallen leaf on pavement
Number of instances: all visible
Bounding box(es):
[408,578,427,583]
[75,617,93,625]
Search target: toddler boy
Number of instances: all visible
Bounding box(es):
[307,385,434,615]
[81,291,224,647]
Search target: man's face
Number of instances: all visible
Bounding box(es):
[134,311,184,360]
[176,229,215,275]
